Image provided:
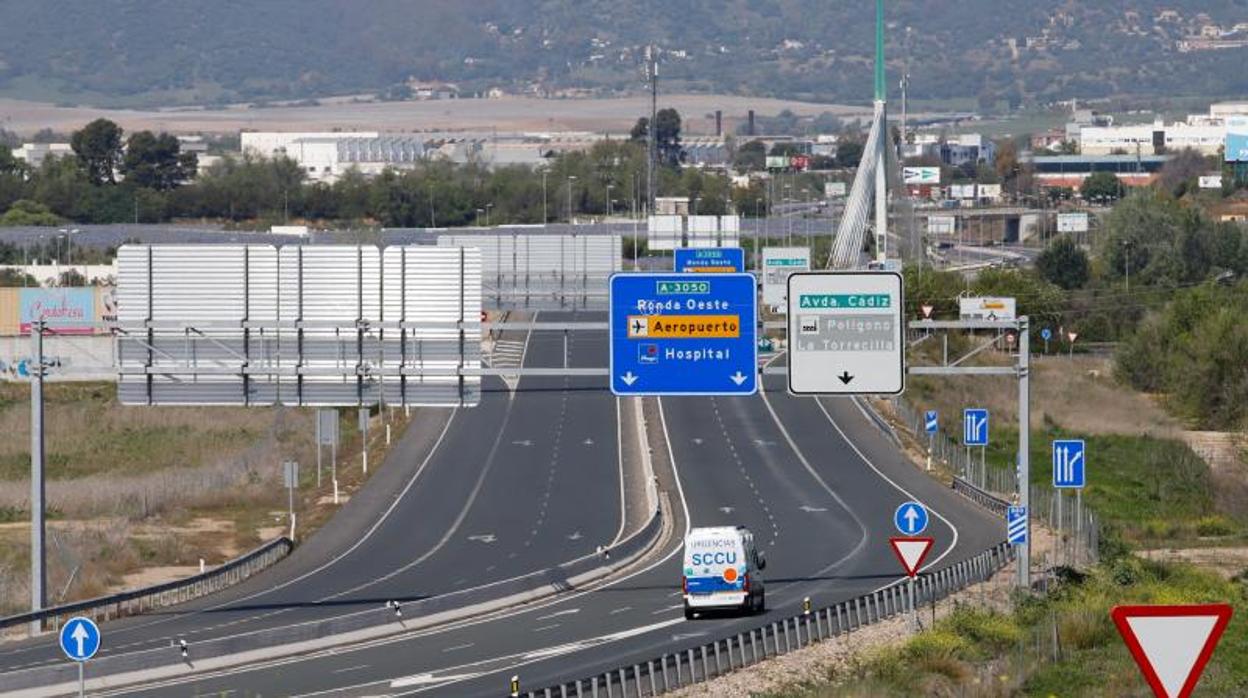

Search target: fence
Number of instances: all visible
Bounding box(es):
[894,399,1100,566]
[523,542,1014,698]
[0,537,293,634]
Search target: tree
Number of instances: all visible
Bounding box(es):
[734,140,766,171]
[70,119,124,185]
[0,199,60,226]
[1036,235,1089,289]
[1156,148,1212,198]
[629,117,649,144]
[653,108,683,167]
[122,131,197,191]
[835,141,865,169]
[1080,171,1123,202]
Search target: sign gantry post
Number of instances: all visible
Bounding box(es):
[30,320,45,636]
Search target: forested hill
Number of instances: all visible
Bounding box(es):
[1,0,1246,107]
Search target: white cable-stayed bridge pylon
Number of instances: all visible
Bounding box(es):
[826,107,887,270]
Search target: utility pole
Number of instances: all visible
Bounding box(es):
[542,170,548,224]
[646,45,658,216]
[1018,317,1031,589]
[29,321,45,635]
[900,26,912,148]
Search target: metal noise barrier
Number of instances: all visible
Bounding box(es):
[0,537,293,633]
[526,542,1014,698]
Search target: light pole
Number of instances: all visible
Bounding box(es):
[485,203,493,228]
[567,175,577,223]
[605,184,613,218]
[1123,239,1133,292]
[542,170,548,223]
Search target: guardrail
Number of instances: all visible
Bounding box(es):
[0,537,293,635]
[952,476,1010,516]
[524,542,1014,698]
[0,503,666,693]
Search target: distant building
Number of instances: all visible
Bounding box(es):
[13,143,73,169]
[241,131,425,182]
[682,138,730,167]
[1080,120,1225,156]
[939,134,996,167]
[1023,154,1169,189]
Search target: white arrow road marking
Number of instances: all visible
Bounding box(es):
[467,534,497,544]
[799,505,828,513]
[511,440,534,447]
[566,531,583,541]
[672,632,707,642]
[609,606,632,615]
[582,438,594,446]
[392,672,484,688]
[692,438,704,445]
[620,372,638,386]
[752,439,776,447]
[718,506,735,514]
[535,608,581,621]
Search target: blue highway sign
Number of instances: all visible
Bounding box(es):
[963,408,989,446]
[674,247,745,274]
[59,616,101,662]
[1052,439,1086,489]
[609,273,757,396]
[924,410,939,434]
[1007,506,1028,545]
[893,501,929,536]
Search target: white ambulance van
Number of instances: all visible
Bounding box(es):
[681,526,766,619]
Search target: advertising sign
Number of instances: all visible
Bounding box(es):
[824,181,847,198]
[927,215,956,236]
[762,247,811,308]
[903,167,941,185]
[765,156,789,170]
[1199,175,1223,189]
[789,155,811,171]
[1057,213,1090,233]
[977,184,1002,200]
[959,296,1017,321]
[19,288,96,335]
[950,184,976,199]
[1226,116,1248,163]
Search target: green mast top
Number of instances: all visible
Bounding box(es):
[874,0,886,102]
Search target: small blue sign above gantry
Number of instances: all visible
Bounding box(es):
[674,248,746,274]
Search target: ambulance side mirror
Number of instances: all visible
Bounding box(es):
[756,551,767,570]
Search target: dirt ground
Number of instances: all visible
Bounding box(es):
[0,93,872,136]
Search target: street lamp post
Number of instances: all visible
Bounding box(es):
[606,184,613,218]
[567,175,577,224]
[1123,239,1133,292]
[542,170,548,224]
[486,203,493,228]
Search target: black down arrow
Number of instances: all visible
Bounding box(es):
[838,372,854,385]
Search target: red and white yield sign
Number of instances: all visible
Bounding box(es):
[888,537,934,577]
[1111,604,1233,698]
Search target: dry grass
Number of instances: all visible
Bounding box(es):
[0,381,407,617]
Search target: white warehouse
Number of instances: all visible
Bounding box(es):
[241,131,429,182]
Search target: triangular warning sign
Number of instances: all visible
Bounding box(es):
[889,537,934,577]
[1111,604,1233,698]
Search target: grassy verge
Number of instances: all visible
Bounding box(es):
[763,557,1248,697]
[0,381,404,616]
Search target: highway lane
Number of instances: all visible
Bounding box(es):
[0,312,622,677]
[115,371,1001,697]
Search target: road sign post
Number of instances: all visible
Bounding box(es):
[59,616,101,697]
[924,410,938,471]
[1053,439,1085,566]
[786,271,905,395]
[889,537,934,632]
[282,460,299,540]
[609,274,757,396]
[29,321,45,636]
[963,408,988,485]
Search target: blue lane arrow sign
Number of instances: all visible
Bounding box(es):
[963,408,989,446]
[1052,439,1086,489]
[893,501,929,536]
[59,616,101,662]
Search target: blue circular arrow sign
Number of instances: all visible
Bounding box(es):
[893,501,929,536]
[1041,328,1053,341]
[58,616,101,662]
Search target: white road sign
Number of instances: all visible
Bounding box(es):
[959,297,1016,322]
[1198,175,1223,190]
[927,215,956,236]
[787,272,905,395]
[762,247,812,308]
[1057,213,1089,233]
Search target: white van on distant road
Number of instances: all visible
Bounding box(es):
[681,526,765,619]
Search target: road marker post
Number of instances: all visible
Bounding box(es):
[510,674,521,697]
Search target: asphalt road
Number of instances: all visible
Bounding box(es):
[0,311,623,678]
[111,360,1002,696]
